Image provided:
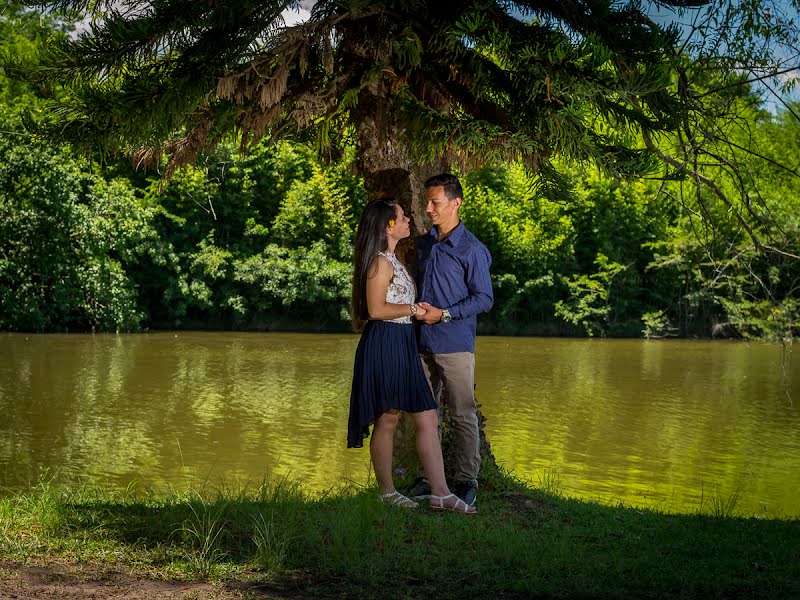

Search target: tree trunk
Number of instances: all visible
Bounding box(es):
[351,89,445,236]
[351,84,497,479]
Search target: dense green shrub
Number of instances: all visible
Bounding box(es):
[0,137,167,331]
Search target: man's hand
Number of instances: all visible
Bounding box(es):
[417,302,443,324]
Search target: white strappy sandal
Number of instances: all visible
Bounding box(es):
[379,491,419,508]
[429,493,477,514]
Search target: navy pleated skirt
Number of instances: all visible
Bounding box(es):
[347,320,437,448]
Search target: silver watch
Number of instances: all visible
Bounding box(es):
[440,309,452,323]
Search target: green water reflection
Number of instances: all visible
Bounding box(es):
[1,333,797,517]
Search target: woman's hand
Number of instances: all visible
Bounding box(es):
[416,302,442,324]
[413,303,427,318]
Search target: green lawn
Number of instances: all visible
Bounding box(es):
[1,470,798,599]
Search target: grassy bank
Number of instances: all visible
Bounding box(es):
[1,471,798,599]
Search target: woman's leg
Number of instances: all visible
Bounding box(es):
[370,410,400,494]
[410,409,450,497]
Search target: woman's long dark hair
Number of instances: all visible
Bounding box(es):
[352,198,398,330]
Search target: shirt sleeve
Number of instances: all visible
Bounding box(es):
[447,244,493,319]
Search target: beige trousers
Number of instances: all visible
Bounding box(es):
[419,351,480,486]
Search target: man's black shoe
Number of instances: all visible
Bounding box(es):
[454,480,477,506]
[407,477,432,499]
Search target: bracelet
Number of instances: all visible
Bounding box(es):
[409,303,418,316]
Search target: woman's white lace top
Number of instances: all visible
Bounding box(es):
[378,251,415,324]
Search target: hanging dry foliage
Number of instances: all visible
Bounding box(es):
[162,116,215,178]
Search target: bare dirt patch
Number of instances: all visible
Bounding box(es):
[0,561,317,599]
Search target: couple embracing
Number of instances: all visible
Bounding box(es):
[347,174,493,515]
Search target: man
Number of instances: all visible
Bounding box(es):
[411,173,493,506]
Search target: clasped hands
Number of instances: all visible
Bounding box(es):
[413,302,444,324]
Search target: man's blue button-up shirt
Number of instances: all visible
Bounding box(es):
[415,222,493,354]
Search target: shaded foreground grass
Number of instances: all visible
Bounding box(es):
[1,470,798,599]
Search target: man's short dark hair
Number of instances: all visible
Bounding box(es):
[424,173,463,201]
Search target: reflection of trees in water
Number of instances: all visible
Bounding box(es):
[477,338,800,516]
[0,333,365,492]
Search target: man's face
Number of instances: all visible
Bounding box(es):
[425,186,460,228]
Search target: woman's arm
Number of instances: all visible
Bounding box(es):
[366,256,424,320]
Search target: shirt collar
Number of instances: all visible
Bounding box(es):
[428,221,465,247]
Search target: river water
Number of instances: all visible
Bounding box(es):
[1,333,797,517]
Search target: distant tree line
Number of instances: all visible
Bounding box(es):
[3,127,798,338]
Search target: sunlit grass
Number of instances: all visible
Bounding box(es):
[252,511,289,577]
[176,496,230,577]
[535,465,564,497]
[698,482,743,519]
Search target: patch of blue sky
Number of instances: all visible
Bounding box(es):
[647,1,800,114]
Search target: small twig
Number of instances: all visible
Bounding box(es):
[643,128,766,254]
[695,65,800,99]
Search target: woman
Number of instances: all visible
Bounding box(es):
[348,198,475,514]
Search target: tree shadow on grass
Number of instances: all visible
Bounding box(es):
[10,477,800,600]
[41,480,557,598]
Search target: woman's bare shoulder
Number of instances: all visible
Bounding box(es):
[367,254,393,279]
